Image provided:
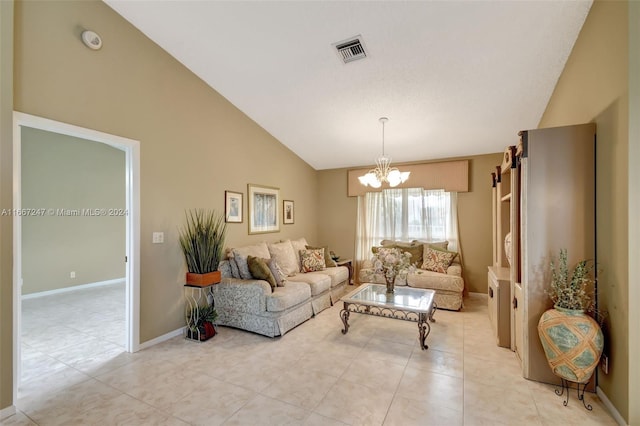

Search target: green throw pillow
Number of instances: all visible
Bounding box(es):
[394,244,423,266]
[247,255,277,291]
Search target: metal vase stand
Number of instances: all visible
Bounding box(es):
[554,378,593,410]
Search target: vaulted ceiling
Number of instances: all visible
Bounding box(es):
[105,0,592,170]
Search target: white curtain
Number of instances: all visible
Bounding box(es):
[355,189,459,279]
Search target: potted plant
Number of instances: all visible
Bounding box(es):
[179,209,227,286]
[186,304,218,341]
[537,249,604,385]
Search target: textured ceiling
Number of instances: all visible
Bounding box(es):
[105,0,592,170]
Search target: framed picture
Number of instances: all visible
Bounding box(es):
[225,191,243,223]
[248,184,280,234]
[283,200,294,224]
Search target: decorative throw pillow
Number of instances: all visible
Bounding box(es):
[290,237,309,271]
[233,243,270,279]
[247,256,276,291]
[394,244,423,266]
[422,247,457,273]
[218,260,232,278]
[233,254,252,279]
[415,240,449,251]
[228,257,241,279]
[306,245,337,267]
[267,258,287,287]
[423,243,459,262]
[300,248,325,272]
[267,240,299,277]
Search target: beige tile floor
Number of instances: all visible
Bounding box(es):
[3,285,617,425]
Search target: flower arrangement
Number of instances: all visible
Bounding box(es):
[548,248,595,311]
[371,247,415,282]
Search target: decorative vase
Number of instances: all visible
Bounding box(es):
[187,321,216,341]
[385,273,395,293]
[504,232,512,266]
[537,306,604,384]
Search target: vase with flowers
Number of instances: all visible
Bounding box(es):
[371,247,414,293]
[537,249,603,387]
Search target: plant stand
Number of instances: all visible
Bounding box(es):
[184,283,216,342]
[554,378,593,410]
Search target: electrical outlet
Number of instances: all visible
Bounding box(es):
[70,271,76,279]
[152,232,164,244]
[600,354,609,374]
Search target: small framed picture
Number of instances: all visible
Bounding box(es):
[248,184,280,234]
[283,200,294,224]
[225,191,243,223]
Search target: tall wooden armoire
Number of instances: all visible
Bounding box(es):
[491,123,596,385]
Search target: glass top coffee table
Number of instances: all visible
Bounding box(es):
[340,283,437,350]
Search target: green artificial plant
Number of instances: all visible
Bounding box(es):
[178,209,227,274]
[548,248,595,311]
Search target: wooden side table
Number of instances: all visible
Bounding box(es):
[336,258,354,285]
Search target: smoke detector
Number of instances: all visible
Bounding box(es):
[332,35,368,64]
[81,30,103,50]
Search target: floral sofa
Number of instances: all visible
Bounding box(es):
[214,238,349,337]
[359,240,465,310]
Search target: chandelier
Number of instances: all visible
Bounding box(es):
[358,117,410,188]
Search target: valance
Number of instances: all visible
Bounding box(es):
[347,160,469,196]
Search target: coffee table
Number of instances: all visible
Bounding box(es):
[340,283,437,350]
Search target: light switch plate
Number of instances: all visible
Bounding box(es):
[152,232,164,244]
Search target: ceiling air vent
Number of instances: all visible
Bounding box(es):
[333,36,367,64]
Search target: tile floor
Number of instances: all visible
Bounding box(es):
[3,285,617,425]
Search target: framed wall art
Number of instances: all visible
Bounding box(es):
[283,200,294,224]
[225,191,243,223]
[248,184,280,234]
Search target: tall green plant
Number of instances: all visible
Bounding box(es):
[179,209,227,274]
[548,249,595,311]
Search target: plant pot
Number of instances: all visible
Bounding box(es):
[537,306,604,383]
[187,321,216,341]
[186,271,221,286]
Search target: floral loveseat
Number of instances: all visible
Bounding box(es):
[214,238,349,337]
[359,240,465,310]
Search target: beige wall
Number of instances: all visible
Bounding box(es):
[456,154,503,293]
[538,0,629,420]
[13,0,318,347]
[0,0,14,414]
[21,127,126,294]
[628,2,639,424]
[317,152,501,294]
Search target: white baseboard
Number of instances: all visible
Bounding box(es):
[0,405,16,421]
[22,278,125,300]
[597,386,626,425]
[138,327,185,351]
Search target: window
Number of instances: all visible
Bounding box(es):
[356,188,458,263]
